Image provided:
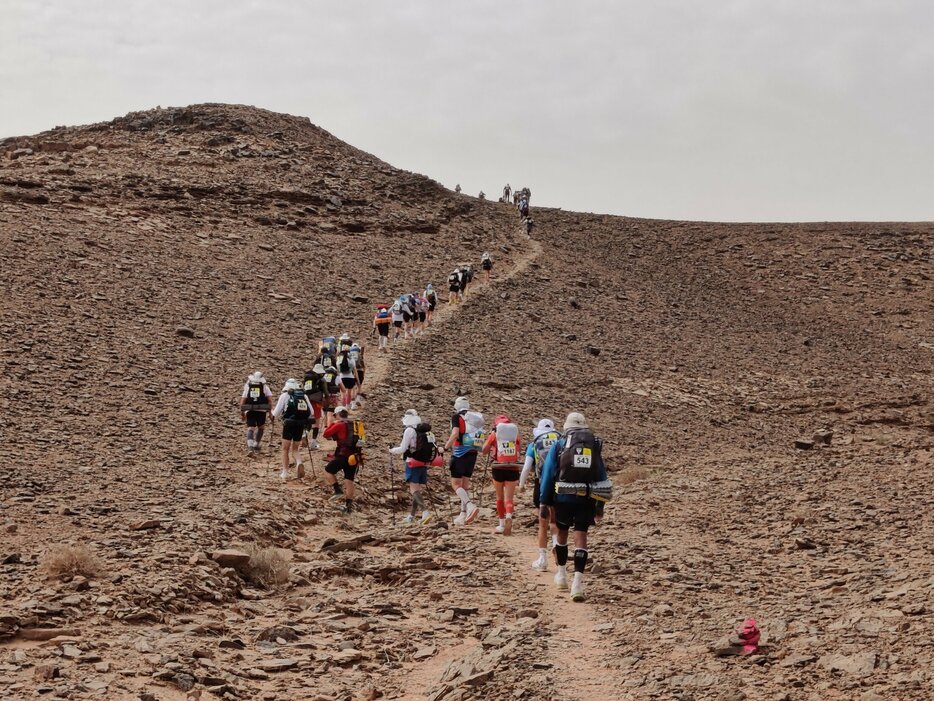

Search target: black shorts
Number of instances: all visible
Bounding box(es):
[393,320,403,328]
[491,467,520,482]
[449,285,459,293]
[428,302,436,311]
[245,410,267,427]
[378,324,389,336]
[357,370,364,385]
[282,420,305,442]
[532,478,541,509]
[554,500,596,533]
[341,377,357,390]
[402,312,412,323]
[482,262,492,270]
[325,454,357,481]
[418,312,426,322]
[449,452,478,479]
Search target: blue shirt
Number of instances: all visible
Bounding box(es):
[539,435,608,505]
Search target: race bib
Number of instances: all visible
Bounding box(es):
[498,440,517,457]
[573,448,592,468]
[249,387,261,400]
[541,437,556,450]
[297,399,309,411]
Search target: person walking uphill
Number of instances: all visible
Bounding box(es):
[520,418,561,570]
[442,396,483,525]
[271,379,311,481]
[389,409,441,526]
[240,371,273,455]
[539,412,609,602]
[323,406,365,514]
[481,414,523,534]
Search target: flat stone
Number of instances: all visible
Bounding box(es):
[818,652,877,676]
[257,658,297,672]
[210,549,250,568]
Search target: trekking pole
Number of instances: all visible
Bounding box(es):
[477,455,492,509]
[389,453,397,513]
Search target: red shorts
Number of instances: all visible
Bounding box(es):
[311,401,322,420]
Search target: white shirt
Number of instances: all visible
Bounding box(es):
[389,426,418,455]
[270,392,291,419]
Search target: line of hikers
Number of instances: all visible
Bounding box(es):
[372,287,437,349]
[387,396,610,601]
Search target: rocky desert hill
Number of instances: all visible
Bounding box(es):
[1,104,931,701]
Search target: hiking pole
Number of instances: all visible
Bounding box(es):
[424,471,442,523]
[477,455,492,509]
[389,453,397,514]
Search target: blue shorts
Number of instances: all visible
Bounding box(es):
[404,466,428,485]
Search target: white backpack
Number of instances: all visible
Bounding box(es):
[461,411,486,449]
[494,422,520,463]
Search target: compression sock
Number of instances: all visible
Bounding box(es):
[412,491,425,513]
[505,501,514,516]
[538,547,547,559]
[574,548,588,574]
[256,426,264,445]
[555,542,569,566]
[246,428,254,445]
[455,488,470,509]
[332,483,343,495]
[312,426,319,440]
[496,500,505,519]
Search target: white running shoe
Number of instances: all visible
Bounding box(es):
[453,511,467,526]
[554,568,569,591]
[308,439,319,451]
[419,510,433,526]
[247,439,256,449]
[531,554,548,572]
[571,573,585,602]
[279,468,288,481]
[464,502,480,524]
[402,514,415,525]
[494,524,505,534]
[503,515,513,536]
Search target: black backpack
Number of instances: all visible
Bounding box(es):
[406,423,438,463]
[557,429,602,483]
[338,353,351,374]
[284,390,311,421]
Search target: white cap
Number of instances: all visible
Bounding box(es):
[402,409,421,428]
[454,396,470,412]
[334,405,349,415]
[533,418,555,439]
[312,363,325,374]
[284,378,300,392]
[563,412,588,430]
[249,371,265,383]
[340,333,351,341]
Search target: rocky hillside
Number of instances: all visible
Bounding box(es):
[1,105,932,701]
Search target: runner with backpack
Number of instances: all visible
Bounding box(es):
[350,343,365,408]
[539,412,610,601]
[316,347,342,427]
[336,342,360,410]
[424,284,438,325]
[373,304,392,351]
[442,396,483,525]
[390,299,405,341]
[448,269,461,305]
[462,265,475,297]
[301,363,329,450]
[481,252,493,282]
[239,371,273,455]
[271,379,312,481]
[519,418,561,570]
[322,406,366,514]
[481,414,522,535]
[389,409,441,526]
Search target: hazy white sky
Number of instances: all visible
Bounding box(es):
[2,0,933,221]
